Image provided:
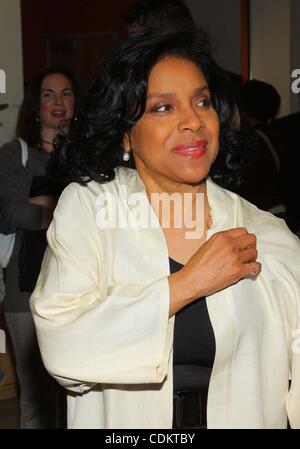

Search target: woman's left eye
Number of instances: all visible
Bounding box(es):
[196,98,211,108]
[63,90,74,97]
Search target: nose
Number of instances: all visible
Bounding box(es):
[54,94,63,105]
[178,107,205,133]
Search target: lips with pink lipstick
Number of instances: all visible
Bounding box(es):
[172,140,208,159]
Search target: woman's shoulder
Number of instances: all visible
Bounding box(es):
[57,181,99,209]
[60,167,138,200]
[55,168,141,230]
[0,139,46,176]
[236,191,291,236]
[210,180,300,261]
[0,139,27,174]
[0,138,21,159]
[56,172,125,216]
[211,180,288,230]
[236,191,300,266]
[0,137,36,160]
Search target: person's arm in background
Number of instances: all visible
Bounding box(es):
[0,140,55,233]
[29,195,57,229]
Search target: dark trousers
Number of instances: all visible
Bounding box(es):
[4,312,65,429]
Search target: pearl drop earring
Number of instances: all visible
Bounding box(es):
[123,151,130,162]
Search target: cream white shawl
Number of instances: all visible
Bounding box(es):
[30,167,300,429]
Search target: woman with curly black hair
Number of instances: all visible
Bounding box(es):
[31,31,300,429]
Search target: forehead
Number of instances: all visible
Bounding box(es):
[147,56,207,92]
[41,73,72,90]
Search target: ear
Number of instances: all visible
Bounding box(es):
[122,132,131,152]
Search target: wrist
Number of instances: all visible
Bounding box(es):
[168,268,200,316]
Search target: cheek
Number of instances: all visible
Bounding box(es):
[65,97,75,113]
[206,114,220,162]
[39,101,51,119]
[212,120,220,161]
[209,114,220,142]
[130,121,150,151]
[133,118,171,149]
[214,122,220,142]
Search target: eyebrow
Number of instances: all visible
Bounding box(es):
[147,86,210,100]
[41,87,73,93]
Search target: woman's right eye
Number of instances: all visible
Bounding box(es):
[151,104,172,113]
[41,91,54,99]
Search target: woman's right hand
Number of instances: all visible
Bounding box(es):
[168,228,261,316]
[29,195,57,229]
[29,195,57,209]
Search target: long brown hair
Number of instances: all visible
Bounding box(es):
[16,67,78,147]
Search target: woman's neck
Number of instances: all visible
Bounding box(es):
[137,167,206,196]
[40,129,56,153]
[136,169,210,232]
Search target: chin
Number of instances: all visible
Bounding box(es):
[177,166,211,185]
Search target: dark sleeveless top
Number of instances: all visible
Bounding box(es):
[170,257,216,392]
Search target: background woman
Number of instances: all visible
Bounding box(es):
[31,32,300,429]
[0,66,77,428]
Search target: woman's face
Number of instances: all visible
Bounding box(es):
[125,56,220,187]
[39,73,75,134]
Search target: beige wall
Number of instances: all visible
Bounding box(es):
[0,0,23,146]
[186,0,300,117]
[186,0,241,74]
[250,0,296,117]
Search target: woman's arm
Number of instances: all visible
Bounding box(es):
[29,195,57,229]
[30,185,172,391]
[168,228,260,316]
[0,141,44,232]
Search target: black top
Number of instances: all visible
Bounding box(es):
[171,257,215,391]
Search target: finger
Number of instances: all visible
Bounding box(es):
[240,247,258,263]
[235,233,257,250]
[223,227,249,238]
[243,262,261,278]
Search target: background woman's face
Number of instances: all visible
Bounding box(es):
[126,56,220,187]
[39,73,75,134]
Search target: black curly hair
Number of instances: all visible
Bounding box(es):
[123,0,195,32]
[57,30,254,190]
[241,79,281,125]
